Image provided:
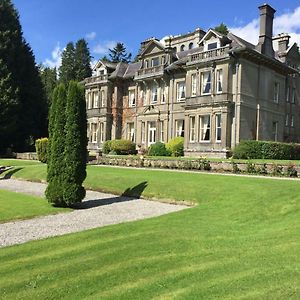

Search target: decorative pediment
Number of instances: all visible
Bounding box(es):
[198,29,230,50]
[140,40,165,57]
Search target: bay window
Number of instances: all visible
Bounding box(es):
[189,116,195,142]
[201,71,211,95]
[215,114,222,142]
[199,115,211,141]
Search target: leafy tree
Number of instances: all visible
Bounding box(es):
[59,42,76,84]
[63,81,87,206]
[0,0,47,152]
[214,23,229,35]
[109,42,132,63]
[45,84,67,206]
[75,39,92,81]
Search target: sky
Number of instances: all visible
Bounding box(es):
[12,0,300,68]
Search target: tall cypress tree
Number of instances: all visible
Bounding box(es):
[45,84,67,206]
[0,0,47,152]
[75,39,92,81]
[59,42,76,85]
[63,81,87,206]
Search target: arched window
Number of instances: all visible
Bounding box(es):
[173,47,177,53]
[189,42,194,49]
[180,45,185,52]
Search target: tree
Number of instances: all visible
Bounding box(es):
[45,84,67,206]
[63,81,87,206]
[39,66,57,107]
[75,39,92,81]
[59,42,76,84]
[0,0,47,152]
[214,23,229,35]
[109,42,132,63]
[0,59,18,153]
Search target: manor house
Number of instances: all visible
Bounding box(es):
[84,3,300,157]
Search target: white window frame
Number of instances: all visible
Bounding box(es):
[216,69,223,93]
[177,81,186,101]
[87,92,92,109]
[93,91,99,108]
[127,122,135,142]
[161,85,167,104]
[215,114,222,142]
[189,116,196,143]
[151,57,160,67]
[201,71,212,95]
[191,74,197,97]
[274,82,280,103]
[175,120,185,137]
[148,122,156,144]
[129,90,136,107]
[160,121,164,142]
[199,115,211,142]
[151,84,158,103]
[91,123,98,143]
[101,90,105,107]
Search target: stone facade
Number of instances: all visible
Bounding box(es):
[84,4,300,157]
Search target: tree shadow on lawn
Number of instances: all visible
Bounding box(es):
[0,167,23,180]
[75,181,148,209]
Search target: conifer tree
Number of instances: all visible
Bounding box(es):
[109,42,132,63]
[45,84,67,206]
[63,81,87,206]
[75,39,92,81]
[39,66,57,107]
[59,42,76,84]
[214,23,229,35]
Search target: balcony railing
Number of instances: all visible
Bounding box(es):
[188,46,230,64]
[85,74,108,84]
[135,65,164,79]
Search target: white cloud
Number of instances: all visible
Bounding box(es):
[86,31,96,41]
[93,41,116,55]
[230,6,300,47]
[43,43,63,68]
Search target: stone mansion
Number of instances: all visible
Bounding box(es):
[84,4,300,157]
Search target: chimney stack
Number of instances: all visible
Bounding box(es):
[256,4,276,57]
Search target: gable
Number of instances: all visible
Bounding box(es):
[140,40,165,57]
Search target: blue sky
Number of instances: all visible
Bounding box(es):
[13,0,300,68]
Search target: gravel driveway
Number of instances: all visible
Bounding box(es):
[0,179,188,248]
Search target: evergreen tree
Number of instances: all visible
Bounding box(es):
[108,42,132,63]
[63,81,87,206]
[75,39,92,81]
[0,0,47,151]
[39,66,57,107]
[0,59,18,153]
[214,23,229,35]
[59,42,76,84]
[45,84,67,206]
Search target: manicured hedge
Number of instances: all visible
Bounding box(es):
[102,140,112,154]
[166,137,184,157]
[148,142,170,156]
[110,139,136,155]
[233,140,300,160]
[35,138,48,163]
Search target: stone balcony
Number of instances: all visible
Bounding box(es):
[134,65,164,80]
[187,46,230,65]
[85,74,108,86]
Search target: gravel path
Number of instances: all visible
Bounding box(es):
[0,179,188,248]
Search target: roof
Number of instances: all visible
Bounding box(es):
[227,32,255,50]
[109,62,128,79]
[123,62,142,78]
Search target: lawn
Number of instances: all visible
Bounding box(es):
[0,189,69,223]
[0,159,299,299]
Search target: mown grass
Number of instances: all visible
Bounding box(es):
[0,159,299,299]
[0,189,69,223]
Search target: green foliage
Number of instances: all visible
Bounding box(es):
[271,164,283,176]
[233,140,300,160]
[148,142,170,156]
[45,84,67,206]
[74,39,92,81]
[286,163,298,177]
[257,163,268,175]
[231,161,240,173]
[63,81,87,206]
[110,139,136,155]
[109,42,132,63]
[214,22,229,35]
[246,161,257,174]
[35,138,48,163]
[59,42,76,84]
[102,140,113,154]
[0,0,47,152]
[166,137,184,157]
[39,66,57,107]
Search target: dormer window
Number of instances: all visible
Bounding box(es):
[189,42,194,49]
[207,42,218,50]
[151,57,160,67]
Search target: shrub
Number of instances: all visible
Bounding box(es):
[148,142,170,156]
[271,164,283,176]
[103,140,112,154]
[110,139,136,155]
[35,138,48,163]
[246,161,257,174]
[166,137,184,157]
[231,161,240,173]
[233,140,300,160]
[257,163,268,175]
[286,164,297,177]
